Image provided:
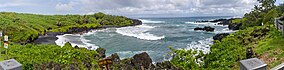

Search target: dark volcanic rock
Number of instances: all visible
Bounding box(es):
[213,33,230,41]
[129,19,143,26]
[204,26,215,31]
[131,52,153,69]
[96,48,106,58]
[107,53,120,64]
[155,61,181,70]
[194,27,204,31]
[108,52,180,70]
[228,23,242,30]
[194,26,215,32]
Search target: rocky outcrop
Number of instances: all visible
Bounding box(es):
[228,23,242,30]
[213,33,230,41]
[96,48,106,58]
[129,18,143,26]
[196,18,243,30]
[107,52,180,70]
[107,53,120,64]
[154,61,181,70]
[196,18,239,25]
[194,26,215,32]
[131,52,153,69]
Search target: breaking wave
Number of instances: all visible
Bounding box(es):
[185,22,218,25]
[116,24,165,40]
[185,38,213,54]
[139,19,165,23]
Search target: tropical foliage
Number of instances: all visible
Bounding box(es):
[0,43,100,70]
[170,0,284,69]
[0,12,133,42]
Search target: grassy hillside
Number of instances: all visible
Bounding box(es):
[0,12,137,70]
[0,12,133,43]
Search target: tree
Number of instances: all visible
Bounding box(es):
[255,0,276,12]
[94,12,105,19]
[276,3,284,14]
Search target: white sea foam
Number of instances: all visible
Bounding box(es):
[213,28,237,34]
[185,38,213,54]
[80,36,99,50]
[185,22,218,25]
[116,24,165,40]
[55,30,105,50]
[139,19,165,23]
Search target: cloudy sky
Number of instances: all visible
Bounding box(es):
[0,0,283,17]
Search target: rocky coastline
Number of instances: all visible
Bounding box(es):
[31,18,142,44]
[196,18,242,41]
[95,48,181,70]
[196,18,242,30]
[32,18,239,70]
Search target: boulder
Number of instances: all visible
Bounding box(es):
[203,26,215,32]
[194,27,204,31]
[194,26,215,32]
[131,52,153,69]
[96,48,106,58]
[213,33,230,41]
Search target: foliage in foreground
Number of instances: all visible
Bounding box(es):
[0,43,100,70]
[170,0,284,69]
[171,26,276,70]
[169,47,204,70]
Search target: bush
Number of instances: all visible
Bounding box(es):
[1,44,100,70]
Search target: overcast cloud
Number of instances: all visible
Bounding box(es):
[0,0,282,17]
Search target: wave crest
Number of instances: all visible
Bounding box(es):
[185,38,213,54]
[55,33,100,50]
[116,24,165,40]
[140,19,165,23]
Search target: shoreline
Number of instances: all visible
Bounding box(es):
[31,19,142,45]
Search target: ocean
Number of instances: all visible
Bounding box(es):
[55,16,235,62]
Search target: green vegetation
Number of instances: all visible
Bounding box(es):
[0,12,133,43]
[0,12,136,70]
[0,43,100,70]
[170,0,284,69]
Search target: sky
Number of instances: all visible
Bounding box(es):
[0,0,283,17]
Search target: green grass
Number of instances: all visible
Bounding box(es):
[254,28,284,68]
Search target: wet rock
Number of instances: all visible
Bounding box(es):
[213,33,230,41]
[194,26,215,32]
[194,27,204,31]
[96,48,106,58]
[204,26,215,31]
